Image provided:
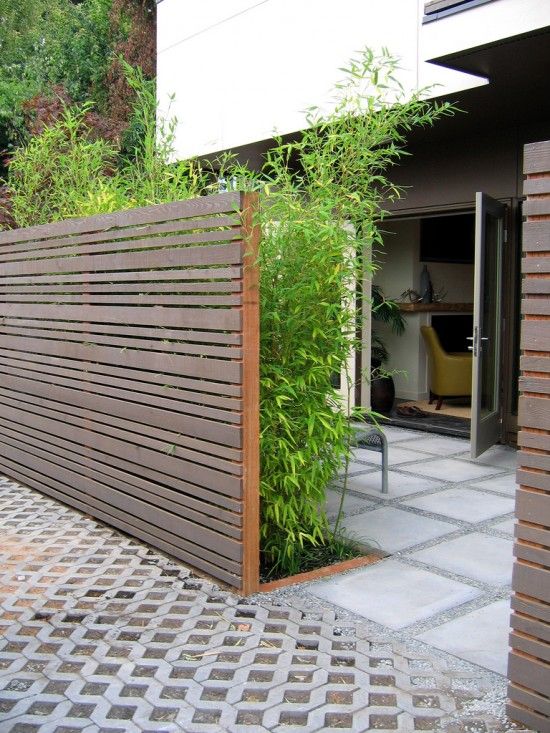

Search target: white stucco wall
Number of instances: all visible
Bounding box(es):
[157,0,494,160]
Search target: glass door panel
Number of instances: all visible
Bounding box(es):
[470,193,506,458]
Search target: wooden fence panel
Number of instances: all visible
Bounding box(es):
[508,141,550,733]
[0,192,260,593]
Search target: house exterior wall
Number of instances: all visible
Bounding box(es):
[387,128,521,214]
[421,0,549,59]
[157,0,550,161]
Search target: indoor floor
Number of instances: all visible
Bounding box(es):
[384,402,470,438]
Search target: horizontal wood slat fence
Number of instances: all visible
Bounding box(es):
[508,140,550,733]
[0,192,260,593]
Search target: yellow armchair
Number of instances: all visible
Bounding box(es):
[420,326,472,410]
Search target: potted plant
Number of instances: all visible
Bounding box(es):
[370,284,405,414]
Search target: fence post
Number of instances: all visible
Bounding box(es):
[240,192,261,594]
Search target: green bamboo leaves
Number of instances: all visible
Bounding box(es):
[228,49,455,576]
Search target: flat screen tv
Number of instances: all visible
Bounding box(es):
[420,213,475,264]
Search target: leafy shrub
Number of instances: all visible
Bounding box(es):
[224,49,454,574]
[3,66,206,225]
[6,105,120,227]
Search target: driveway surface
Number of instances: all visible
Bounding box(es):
[0,428,532,733]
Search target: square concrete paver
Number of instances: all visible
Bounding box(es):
[409,532,514,586]
[338,506,457,553]
[309,559,480,630]
[345,470,442,498]
[402,487,515,523]
[400,458,505,483]
[489,517,516,536]
[366,426,424,443]
[353,445,432,466]
[470,472,518,497]
[397,435,469,456]
[416,600,512,675]
[458,444,518,471]
[324,488,372,518]
[338,460,378,476]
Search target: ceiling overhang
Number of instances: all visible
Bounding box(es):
[414,26,550,140]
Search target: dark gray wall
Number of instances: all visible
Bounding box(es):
[388,122,550,214]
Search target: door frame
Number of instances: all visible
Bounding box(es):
[470,192,507,457]
[500,198,522,444]
[363,199,521,446]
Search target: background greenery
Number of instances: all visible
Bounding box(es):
[0,0,155,168]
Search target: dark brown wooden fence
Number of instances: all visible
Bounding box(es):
[0,192,260,593]
[508,141,550,733]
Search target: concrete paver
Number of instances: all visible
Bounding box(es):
[488,517,516,536]
[416,600,512,676]
[338,506,457,553]
[401,488,515,523]
[399,458,505,483]
[469,473,519,497]
[308,560,481,630]
[324,489,375,519]
[456,445,518,471]
[394,435,469,456]
[370,427,422,443]
[409,533,514,586]
[344,471,442,498]
[353,446,433,466]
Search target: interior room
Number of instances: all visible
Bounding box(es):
[373,211,476,434]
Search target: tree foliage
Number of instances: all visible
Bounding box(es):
[0,0,155,157]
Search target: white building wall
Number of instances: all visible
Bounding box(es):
[157,0,495,160]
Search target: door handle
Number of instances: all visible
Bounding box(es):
[468,328,479,356]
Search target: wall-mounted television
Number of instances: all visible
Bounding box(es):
[420,212,475,264]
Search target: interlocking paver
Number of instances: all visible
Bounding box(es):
[0,478,531,733]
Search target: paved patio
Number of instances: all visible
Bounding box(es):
[0,428,532,732]
[314,427,517,676]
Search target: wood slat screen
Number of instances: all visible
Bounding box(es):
[508,140,550,733]
[0,192,260,593]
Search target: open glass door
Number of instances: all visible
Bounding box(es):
[470,192,506,458]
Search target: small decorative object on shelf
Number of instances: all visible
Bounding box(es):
[399,288,423,303]
[432,284,447,303]
[420,264,433,303]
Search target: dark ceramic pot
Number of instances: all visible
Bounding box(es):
[370,374,395,414]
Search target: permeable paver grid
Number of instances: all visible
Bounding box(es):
[0,477,531,732]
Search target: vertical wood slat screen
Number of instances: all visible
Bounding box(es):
[508,141,550,733]
[0,192,260,593]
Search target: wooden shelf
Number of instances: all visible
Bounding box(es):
[398,302,473,313]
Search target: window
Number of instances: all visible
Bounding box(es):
[423,0,495,23]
